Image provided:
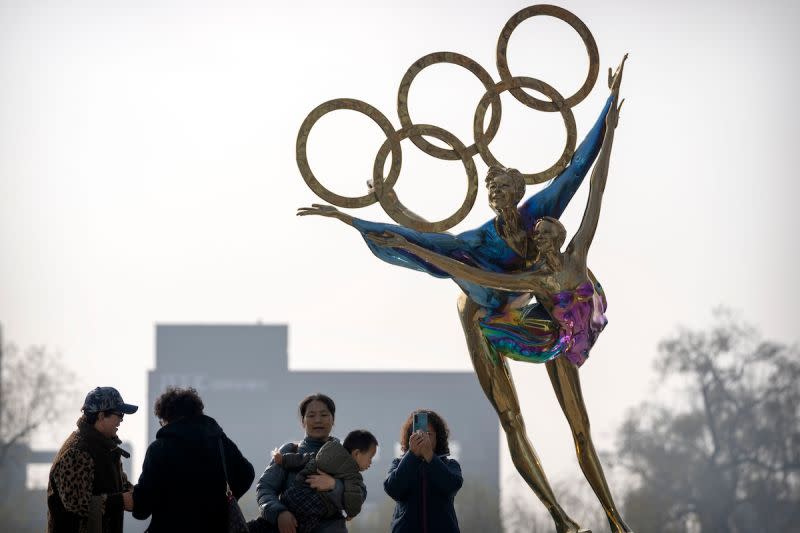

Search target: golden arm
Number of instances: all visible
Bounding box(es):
[400,241,549,293]
[567,55,626,260]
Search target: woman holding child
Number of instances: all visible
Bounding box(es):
[384,409,463,533]
[254,393,375,533]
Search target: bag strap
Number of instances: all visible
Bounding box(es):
[218,437,233,497]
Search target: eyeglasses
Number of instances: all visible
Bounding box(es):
[110,411,124,419]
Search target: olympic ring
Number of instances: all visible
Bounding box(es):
[296,98,402,209]
[397,52,501,161]
[474,76,576,184]
[296,5,601,232]
[371,124,478,233]
[496,5,599,112]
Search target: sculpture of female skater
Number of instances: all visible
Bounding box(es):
[298,57,629,533]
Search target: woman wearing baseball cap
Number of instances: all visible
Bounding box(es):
[47,386,137,533]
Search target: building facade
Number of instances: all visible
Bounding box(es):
[135,324,500,532]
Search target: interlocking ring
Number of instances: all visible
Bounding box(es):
[397,52,501,161]
[497,5,599,112]
[372,124,478,233]
[296,98,402,208]
[474,76,576,184]
[296,5,601,232]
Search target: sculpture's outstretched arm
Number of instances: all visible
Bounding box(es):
[518,92,613,229]
[567,55,626,261]
[297,203,476,279]
[368,232,549,294]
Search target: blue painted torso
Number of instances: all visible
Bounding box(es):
[352,95,613,311]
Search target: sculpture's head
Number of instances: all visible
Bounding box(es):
[486,165,525,212]
[533,216,567,254]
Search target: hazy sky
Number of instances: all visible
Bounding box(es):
[1,0,798,505]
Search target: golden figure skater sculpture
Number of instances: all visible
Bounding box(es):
[296,6,632,532]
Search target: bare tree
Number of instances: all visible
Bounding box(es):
[611,309,800,532]
[0,340,74,467]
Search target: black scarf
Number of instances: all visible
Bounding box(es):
[76,421,126,495]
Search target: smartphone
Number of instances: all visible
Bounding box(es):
[412,412,428,433]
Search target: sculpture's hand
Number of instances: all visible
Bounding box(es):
[296,204,354,225]
[606,54,627,130]
[365,231,409,249]
[608,53,628,94]
[297,203,342,218]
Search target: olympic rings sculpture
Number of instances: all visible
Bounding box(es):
[296,4,600,233]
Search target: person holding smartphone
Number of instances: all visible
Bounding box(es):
[384,409,463,533]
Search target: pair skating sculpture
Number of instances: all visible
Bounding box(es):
[296,6,632,532]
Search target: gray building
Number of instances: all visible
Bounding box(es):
[132,324,500,532]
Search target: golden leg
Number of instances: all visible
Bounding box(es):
[457,294,587,533]
[546,357,633,533]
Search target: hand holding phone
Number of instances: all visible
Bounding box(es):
[412,412,428,433]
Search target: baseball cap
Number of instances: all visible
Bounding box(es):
[82,387,139,415]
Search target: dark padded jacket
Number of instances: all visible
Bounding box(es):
[384,452,462,533]
[132,414,254,533]
[290,439,366,518]
[256,437,348,533]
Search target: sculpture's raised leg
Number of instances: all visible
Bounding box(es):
[457,293,589,533]
[546,357,633,533]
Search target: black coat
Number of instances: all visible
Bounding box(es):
[132,414,255,533]
[384,452,462,533]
